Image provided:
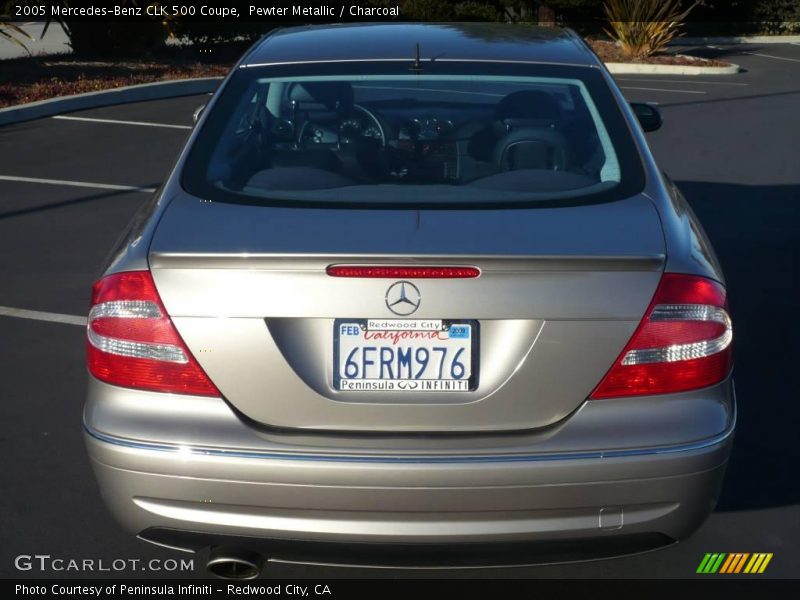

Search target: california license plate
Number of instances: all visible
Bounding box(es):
[333,319,478,392]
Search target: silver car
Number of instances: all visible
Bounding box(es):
[83,23,735,578]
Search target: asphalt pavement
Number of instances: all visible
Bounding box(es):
[1,45,798,579]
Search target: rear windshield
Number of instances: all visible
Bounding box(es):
[182,62,644,208]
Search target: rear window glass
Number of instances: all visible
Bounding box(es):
[183,62,644,208]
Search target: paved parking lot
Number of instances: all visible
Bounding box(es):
[1,44,798,579]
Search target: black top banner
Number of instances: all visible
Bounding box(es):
[8,1,405,23]
[7,0,790,25]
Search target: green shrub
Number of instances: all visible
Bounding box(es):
[455,1,502,21]
[392,0,501,21]
[604,0,700,60]
[173,22,269,46]
[0,18,32,53]
[400,0,456,20]
[751,0,800,33]
[0,0,32,52]
[64,21,168,56]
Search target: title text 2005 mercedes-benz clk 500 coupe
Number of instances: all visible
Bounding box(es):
[83,24,734,578]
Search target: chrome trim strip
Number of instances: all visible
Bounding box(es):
[239,59,594,69]
[135,534,196,554]
[131,497,676,538]
[84,408,735,464]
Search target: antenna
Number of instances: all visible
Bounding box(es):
[410,43,423,72]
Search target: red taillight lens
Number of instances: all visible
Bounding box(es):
[590,273,733,399]
[86,271,220,396]
[326,265,480,278]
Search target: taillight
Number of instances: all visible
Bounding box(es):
[590,273,733,399]
[327,265,480,278]
[86,271,219,396]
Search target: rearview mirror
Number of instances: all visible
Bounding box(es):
[192,104,205,124]
[630,102,662,132]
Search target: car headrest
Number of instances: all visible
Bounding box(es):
[288,81,354,113]
[493,126,568,171]
[495,90,561,123]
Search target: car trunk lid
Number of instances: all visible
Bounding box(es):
[148,193,665,432]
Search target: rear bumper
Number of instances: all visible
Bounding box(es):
[84,377,735,556]
[86,431,731,547]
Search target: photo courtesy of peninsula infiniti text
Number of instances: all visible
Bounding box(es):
[82,23,735,578]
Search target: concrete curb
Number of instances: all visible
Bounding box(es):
[0,77,223,127]
[605,62,741,75]
[671,34,800,45]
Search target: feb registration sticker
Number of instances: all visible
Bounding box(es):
[333,319,478,392]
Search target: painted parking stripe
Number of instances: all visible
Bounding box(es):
[0,174,156,193]
[743,52,800,63]
[52,115,192,130]
[617,78,748,86]
[620,86,706,94]
[0,306,86,326]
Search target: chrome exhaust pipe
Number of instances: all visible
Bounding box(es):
[206,547,265,580]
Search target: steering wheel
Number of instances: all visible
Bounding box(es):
[348,104,387,148]
[297,104,386,148]
[343,104,394,180]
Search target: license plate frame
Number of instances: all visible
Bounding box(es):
[333,319,479,392]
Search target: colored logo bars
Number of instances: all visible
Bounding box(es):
[697,553,773,574]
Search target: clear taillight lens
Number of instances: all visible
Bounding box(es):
[589,273,733,399]
[86,271,219,396]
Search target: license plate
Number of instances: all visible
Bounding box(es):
[333,319,478,392]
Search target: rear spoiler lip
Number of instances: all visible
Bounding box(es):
[148,253,666,272]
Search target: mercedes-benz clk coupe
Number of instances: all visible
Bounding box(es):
[83,24,735,578]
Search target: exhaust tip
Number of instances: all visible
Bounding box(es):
[207,547,264,580]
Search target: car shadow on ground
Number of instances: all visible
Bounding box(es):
[676,180,800,512]
[682,44,763,60]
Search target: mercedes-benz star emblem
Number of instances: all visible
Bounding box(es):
[385,281,421,316]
